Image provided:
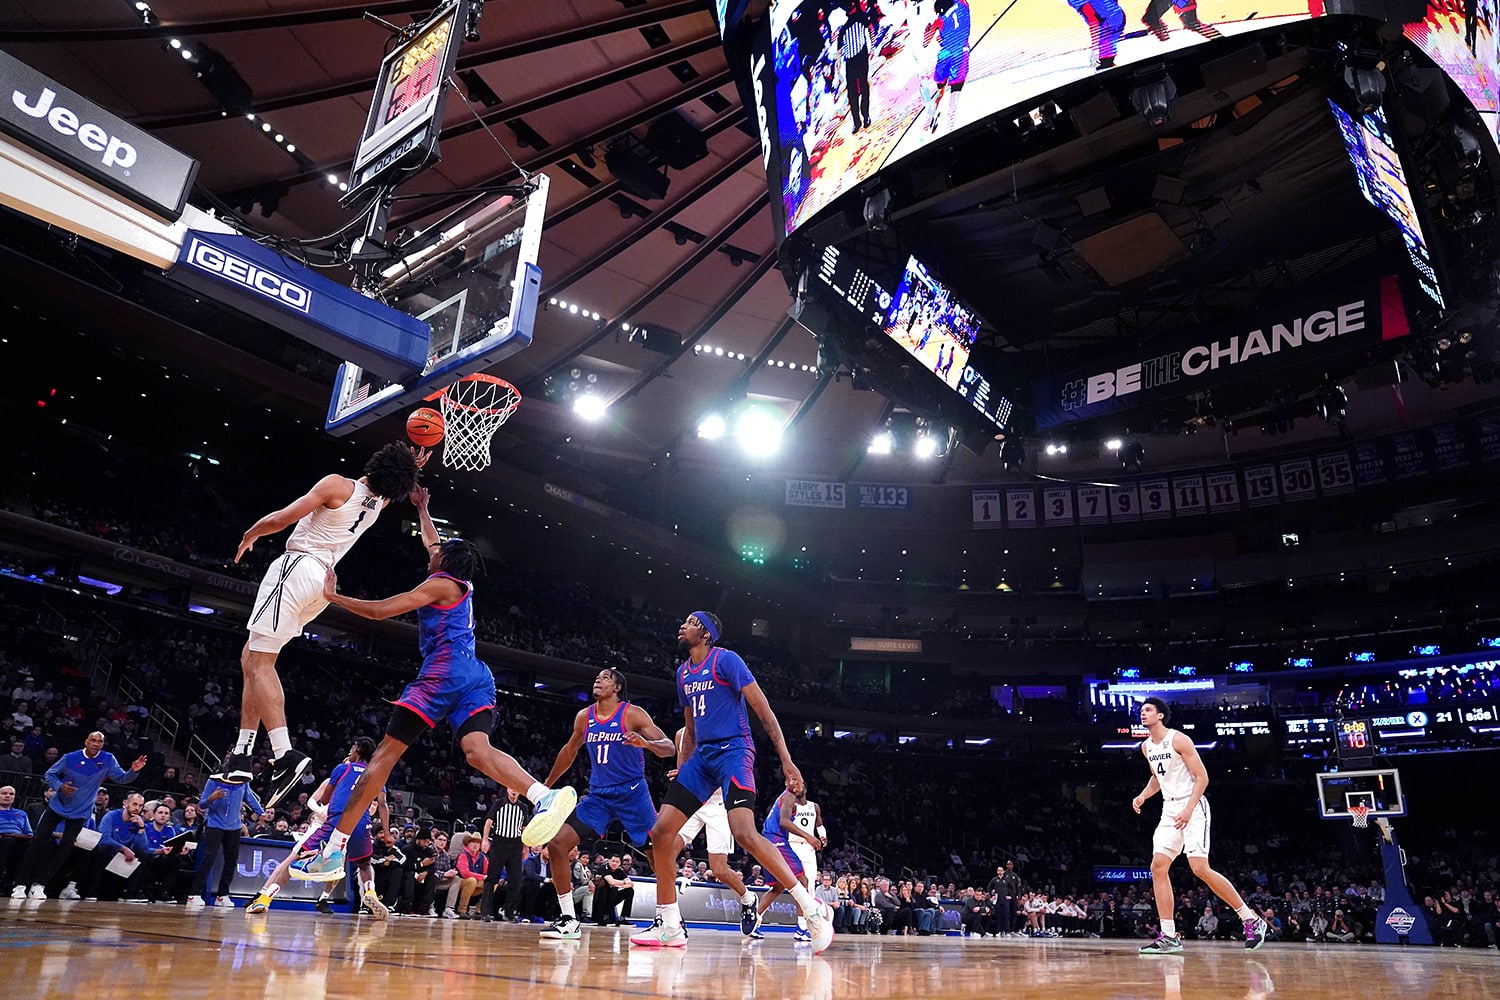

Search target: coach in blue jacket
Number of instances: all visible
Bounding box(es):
[10,731,145,899]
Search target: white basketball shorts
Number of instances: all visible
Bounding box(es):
[1153,796,1211,860]
[791,839,818,884]
[679,788,734,856]
[247,552,330,653]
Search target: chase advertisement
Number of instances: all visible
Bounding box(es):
[771,0,1333,235]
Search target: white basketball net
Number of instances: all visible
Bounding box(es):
[1350,805,1371,828]
[435,375,521,472]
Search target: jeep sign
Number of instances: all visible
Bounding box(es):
[0,49,198,220]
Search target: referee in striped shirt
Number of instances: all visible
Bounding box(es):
[837,9,872,133]
[481,788,528,920]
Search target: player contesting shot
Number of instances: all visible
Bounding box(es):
[290,486,575,882]
[214,443,427,809]
[629,612,833,952]
[1133,696,1268,954]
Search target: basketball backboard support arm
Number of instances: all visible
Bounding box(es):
[1315,768,1430,945]
[325,172,548,436]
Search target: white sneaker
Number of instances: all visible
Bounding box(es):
[27,884,45,900]
[215,896,235,909]
[10,885,26,899]
[59,883,81,900]
[441,907,459,919]
[185,896,206,911]
[807,900,835,954]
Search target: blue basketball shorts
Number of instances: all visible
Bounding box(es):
[572,780,658,845]
[392,656,496,733]
[675,737,756,810]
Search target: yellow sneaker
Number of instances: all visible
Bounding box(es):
[246,892,272,914]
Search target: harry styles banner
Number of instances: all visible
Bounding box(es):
[1033,276,1411,430]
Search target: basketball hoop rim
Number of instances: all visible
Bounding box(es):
[427,372,521,415]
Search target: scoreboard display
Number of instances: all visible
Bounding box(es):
[350,1,468,194]
[1336,718,1378,763]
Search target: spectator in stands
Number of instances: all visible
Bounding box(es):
[370,828,407,908]
[10,730,144,899]
[0,739,32,775]
[189,774,265,910]
[595,854,633,927]
[1308,907,1329,942]
[872,876,898,933]
[814,871,840,928]
[399,826,436,915]
[1326,909,1356,942]
[1195,904,1219,941]
[521,846,549,920]
[447,831,486,919]
[138,803,182,903]
[0,784,33,893]
[561,845,591,919]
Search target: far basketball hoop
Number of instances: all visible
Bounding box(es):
[431,373,520,471]
[1349,804,1371,828]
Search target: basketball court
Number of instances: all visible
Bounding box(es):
[2,903,1495,999]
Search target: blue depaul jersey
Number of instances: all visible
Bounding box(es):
[325,759,381,832]
[586,701,644,787]
[677,647,756,744]
[417,573,478,664]
[762,791,793,841]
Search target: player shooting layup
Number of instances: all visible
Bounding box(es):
[1133,696,1268,954]
[215,443,426,809]
[290,487,575,882]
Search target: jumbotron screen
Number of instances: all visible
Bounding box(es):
[882,256,978,391]
[769,0,1326,235]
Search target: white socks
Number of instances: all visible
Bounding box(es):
[558,892,575,918]
[526,782,549,805]
[789,884,816,913]
[739,890,755,906]
[1161,918,1177,937]
[234,729,256,755]
[1237,905,1258,922]
[322,829,350,855]
[659,902,681,928]
[268,726,292,758]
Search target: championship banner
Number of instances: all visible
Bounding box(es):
[1033,278,1410,429]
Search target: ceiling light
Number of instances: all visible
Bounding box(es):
[915,435,939,459]
[868,431,894,455]
[621,322,632,332]
[1105,438,1123,451]
[715,347,724,356]
[569,304,578,314]
[573,395,608,421]
[736,405,783,457]
[170,38,182,49]
[697,412,726,440]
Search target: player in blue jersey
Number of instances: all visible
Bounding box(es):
[292,488,575,883]
[631,612,832,952]
[747,782,823,941]
[248,737,390,916]
[537,668,675,940]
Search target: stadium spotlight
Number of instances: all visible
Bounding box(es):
[999,439,1026,473]
[736,405,783,457]
[696,412,726,440]
[1130,67,1178,128]
[1104,438,1123,452]
[1314,378,1348,424]
[863,186,893,232]
[1044,442,1067,456]
[1120,438,1145,473]
[914,433,940,460]
[572,394,608,421]
[868,430,895,455]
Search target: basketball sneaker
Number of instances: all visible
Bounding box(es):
[215,895,235,909]
[185,896,206,912]
[315,897,334,915]
[629,915,688,948]
[247,893,272,914]
[807,900,835,955]
[521,786,578,848]
[1139,934,1184,954]
[211,751,254,784]
[59,883,80,900]
[10,885,27,899]
[292,847,346,882]
[265,750,310,809]
[793,929,812,943]
[1244,915,1268,951]
[362,888,389,921]
[740,902,762,937]
[540,914,582,940]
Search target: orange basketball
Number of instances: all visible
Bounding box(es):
[406,407,445,447]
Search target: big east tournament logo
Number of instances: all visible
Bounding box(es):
[1067,300,1368,409]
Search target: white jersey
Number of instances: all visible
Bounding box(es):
[284,479,384,567]
[1143,728,1196,800]
[792,800,819,844]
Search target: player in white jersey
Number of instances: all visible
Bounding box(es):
[670,729,762,936]
[213,443,426,809]
[1132,697,1268,954]
[788,789,824,939]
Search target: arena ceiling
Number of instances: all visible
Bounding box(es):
[3,0,1497,503]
